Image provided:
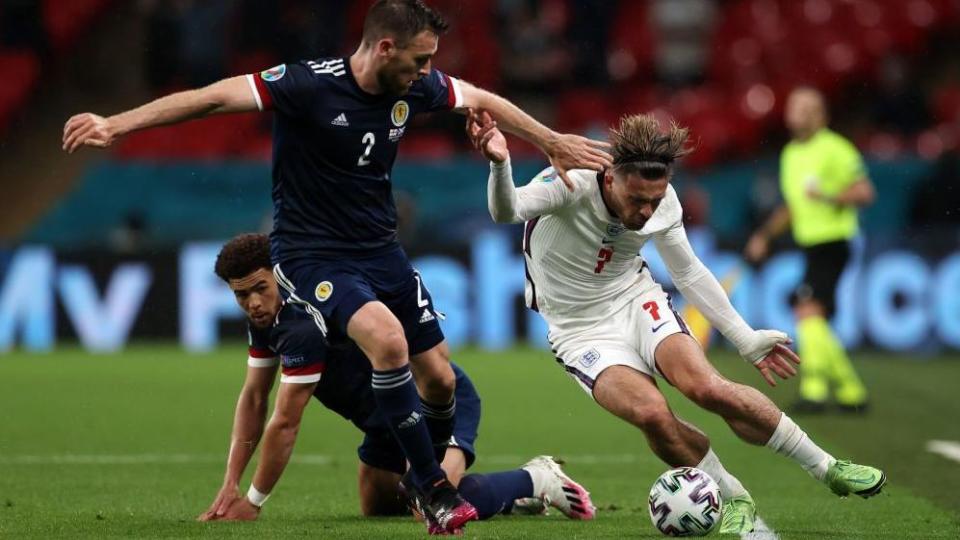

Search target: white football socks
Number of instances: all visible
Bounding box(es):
[765,412,835,481]
[696,448,748,499]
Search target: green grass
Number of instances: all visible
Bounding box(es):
[1,345,959,538]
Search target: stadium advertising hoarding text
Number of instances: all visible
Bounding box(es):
[2,229,959,353]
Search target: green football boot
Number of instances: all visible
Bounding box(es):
[719,493,756,535]
[825,460,886,498]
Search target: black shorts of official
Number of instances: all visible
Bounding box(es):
[791,240,850,318]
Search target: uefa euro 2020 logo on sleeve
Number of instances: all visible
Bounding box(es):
[261,65,287,82]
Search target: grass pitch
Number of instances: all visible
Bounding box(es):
[1,345,959,538]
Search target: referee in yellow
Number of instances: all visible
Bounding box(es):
[746,87,875,414]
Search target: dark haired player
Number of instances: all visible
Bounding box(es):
[468,111,885,534]
[62,1,610,532]
[198,234,595,533]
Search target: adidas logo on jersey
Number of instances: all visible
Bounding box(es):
[419,308,436,323]
[398,411,422,429]
[308,59,345,76]
[331,113,349,127]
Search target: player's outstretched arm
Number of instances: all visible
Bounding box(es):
[63,76,258,153]
[198,363,278,522]
[655,224,800,386]
[467,111,585,223]
[219,380,316,520]
[458,82,611,191]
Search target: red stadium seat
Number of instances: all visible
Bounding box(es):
[0,50,40,134]
[43,0,113,53]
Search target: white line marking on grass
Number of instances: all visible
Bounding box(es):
[0,454,332,465]
[926,440,960,464]
[0,453,643,466]
[742,516,780,540]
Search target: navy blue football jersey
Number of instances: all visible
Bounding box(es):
[246,58,464,262]
[247,302,330,383]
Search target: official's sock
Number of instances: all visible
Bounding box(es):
[695,448,749,499]
[819,321,868,405]
[421,397,456,462]
[458,470,534,520]
[371,365,444,489]
[765,412,835,481]
[797,317,831,403]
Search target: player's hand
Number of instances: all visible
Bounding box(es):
[216,497,261,521]
[744,233,770,263]
[62,113,117,153]
[738,330,801,387]
[466,109,509,164]
[197,484,243,521]
[545,132,612,191]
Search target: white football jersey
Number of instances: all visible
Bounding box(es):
[521,168,683,336]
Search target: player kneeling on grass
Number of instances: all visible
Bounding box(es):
[468,110,886,535]
[197,233,595,531]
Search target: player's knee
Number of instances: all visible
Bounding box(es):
[630,404,675,436]
[372,330,409,369]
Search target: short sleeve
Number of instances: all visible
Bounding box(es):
[833,138,867,189]
[274,319,328,384]
[247,62,320,116]
[417,68,463,112]
[247,325,279,368]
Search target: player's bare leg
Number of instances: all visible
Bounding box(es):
[655,334,781,444]
[593,364,753,531]
[655,333,885,497]
[410,341,456,404]
[593,365,709,466]
[358,462,406,516]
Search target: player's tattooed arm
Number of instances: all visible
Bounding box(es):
[63,76,257,153]
[457,80,611,191]
[199,363,278,521]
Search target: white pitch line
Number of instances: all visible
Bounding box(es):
[742,516,780,540]
[0,453,644,466]
[926,440,960,464]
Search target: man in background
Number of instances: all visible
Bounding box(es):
[746,87,875,414]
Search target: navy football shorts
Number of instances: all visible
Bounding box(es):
[273,245,444,356]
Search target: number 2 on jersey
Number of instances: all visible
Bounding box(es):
[357,132,376,166]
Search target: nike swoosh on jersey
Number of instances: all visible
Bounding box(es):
[651,322,670,333]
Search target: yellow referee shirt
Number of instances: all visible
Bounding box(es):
[780,128,866,247]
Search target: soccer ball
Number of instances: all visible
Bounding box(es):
[648,467,722,537]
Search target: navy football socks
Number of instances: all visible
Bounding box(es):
[458,470,534,520]
[371,365,445,489]
[421,397,456,462]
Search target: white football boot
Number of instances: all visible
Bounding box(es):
[519,456,596,520]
